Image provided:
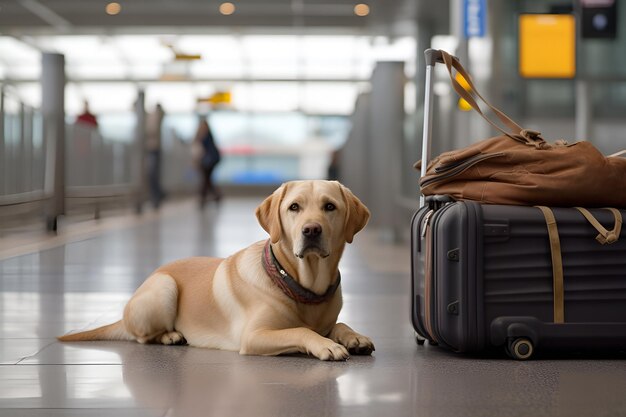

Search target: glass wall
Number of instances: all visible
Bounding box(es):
[162,111,352,185]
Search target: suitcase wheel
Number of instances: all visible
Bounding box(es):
[507,337,534,361]
[415,332,426,346]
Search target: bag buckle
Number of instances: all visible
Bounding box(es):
[520,129,542,140]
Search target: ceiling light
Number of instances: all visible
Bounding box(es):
[105,2,121,16]
[354,3,370,17]
[219,2,236,15]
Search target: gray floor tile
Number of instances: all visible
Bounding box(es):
[0,364,138,409]
[0,339,56,365]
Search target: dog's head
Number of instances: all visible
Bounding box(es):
[256,180,370,259]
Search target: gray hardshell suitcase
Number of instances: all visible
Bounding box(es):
[411,50,626,359]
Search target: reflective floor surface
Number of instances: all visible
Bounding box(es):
[1,198,626,417]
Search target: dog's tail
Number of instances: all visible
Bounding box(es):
[58,320,134,342]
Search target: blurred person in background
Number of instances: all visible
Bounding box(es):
[76,100,98,129]
[73,100,99,173]
[192,115,222,208]
[146,103,166,209]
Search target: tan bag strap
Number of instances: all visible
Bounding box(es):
[574,207,622,245]
[440,50,533,144]
[608,150,626,158]
[536,206,565,324]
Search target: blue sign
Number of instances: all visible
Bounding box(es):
[464,0,487,38]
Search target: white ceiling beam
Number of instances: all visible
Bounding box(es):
[3,77,371,84]
[18,0,72,31]
[1,25,371,38]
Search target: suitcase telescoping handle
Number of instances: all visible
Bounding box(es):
[419,49,460,208]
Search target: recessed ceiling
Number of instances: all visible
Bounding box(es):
[0,0,446,36]
[0,0,447,114]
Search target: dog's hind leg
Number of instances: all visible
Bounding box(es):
[123,273,185,345]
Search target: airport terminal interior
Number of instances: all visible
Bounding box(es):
[1,0,626,416]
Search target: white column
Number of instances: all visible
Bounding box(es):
[338,92,371,205]
[451,0,471,150]
[42,52,65,231]
[575,80,591,142]
[0,87,5,195]
[134,89,146,213]
[368,61,405,240]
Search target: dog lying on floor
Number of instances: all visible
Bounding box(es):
[59,180,374,360]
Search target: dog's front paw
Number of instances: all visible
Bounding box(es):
[343,334,375,355]
[314,341,350,361]
[330,323,375,356]
[160,331,186,345]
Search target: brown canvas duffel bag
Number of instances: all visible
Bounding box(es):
[415,50,626,208]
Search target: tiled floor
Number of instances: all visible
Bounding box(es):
[1,197,626,417]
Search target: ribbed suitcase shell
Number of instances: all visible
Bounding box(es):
[411,201,626,356]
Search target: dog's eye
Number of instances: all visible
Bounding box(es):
[289,203,300,211]
[324,203,336,211]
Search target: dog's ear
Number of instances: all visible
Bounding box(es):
[256,183,289,243]
[338,182,370,244]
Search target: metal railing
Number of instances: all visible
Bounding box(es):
[65,124,136,211]
[0,86,142,231]
[0,87,49,211]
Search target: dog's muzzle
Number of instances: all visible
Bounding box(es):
[296,223,329,258]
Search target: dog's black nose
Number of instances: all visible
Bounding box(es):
[302,223,322,238]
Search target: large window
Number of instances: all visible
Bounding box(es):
[1,34,415,186]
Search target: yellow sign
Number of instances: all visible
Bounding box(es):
[458,98,473,111]
[455,72,471,91]
[174,53,202,61]
[456,73,473,111]
[197,92,232,105]
[519,14,576,78]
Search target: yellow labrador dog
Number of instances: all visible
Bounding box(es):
[59,180,374,361]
